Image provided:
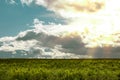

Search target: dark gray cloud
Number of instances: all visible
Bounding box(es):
[15,30,87,55]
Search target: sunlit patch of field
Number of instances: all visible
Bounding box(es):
[0,59,119,80]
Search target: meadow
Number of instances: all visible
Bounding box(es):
[0,59,119,80]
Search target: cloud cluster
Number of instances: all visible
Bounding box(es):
[0,19,120,58]
[20,0,120,18]
[19,0,120,48]
[0,19,90,58]
[20,0,106,18]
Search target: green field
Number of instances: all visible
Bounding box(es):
[0,59,120,80]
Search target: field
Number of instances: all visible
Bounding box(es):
[0,59,120,80]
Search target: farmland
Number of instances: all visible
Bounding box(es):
[0,59,120,80]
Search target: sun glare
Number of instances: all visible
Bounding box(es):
[62,0,120,48]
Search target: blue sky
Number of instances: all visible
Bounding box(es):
[0,0,64,37]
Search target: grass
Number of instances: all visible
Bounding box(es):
[0,59,119,80]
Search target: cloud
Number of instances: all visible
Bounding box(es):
[0,19,91,58]
[6,0,17,5]
[0,18,120,58]
[20,0,33,5]
[19,0,120,19]
[20,0,106,18]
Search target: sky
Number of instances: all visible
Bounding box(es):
[0,0,64,37]
[0,0,120,58]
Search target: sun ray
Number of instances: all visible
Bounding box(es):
[60,0,120,48]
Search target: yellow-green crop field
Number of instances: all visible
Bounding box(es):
[0,59,120,80]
